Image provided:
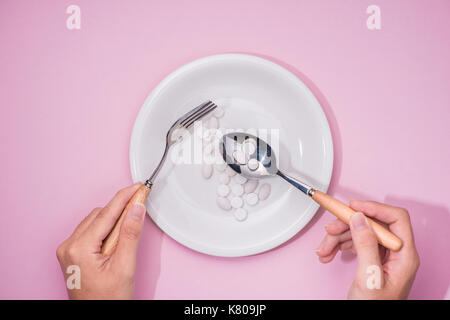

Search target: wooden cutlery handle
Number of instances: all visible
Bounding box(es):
[101,183,151,256]
[312,190,403,251]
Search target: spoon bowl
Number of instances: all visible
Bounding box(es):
[220,132,278,178]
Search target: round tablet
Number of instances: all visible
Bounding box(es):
[244,179,258,193]
[208,116,219,129]
[203,142,214,155]
[231,197,243,208]
[231,184,244,196]
[233,174,247,185]
[247,158,259,171]
[245,193,259,206]
[219,172,230,184]
[258,183,271,200]
[232,150,247,165]
[217,197,232,211]
[217,184,230,197]
[234,208,248,221]
[243,140,256,155]
[213,106,224,118]
[203,153,216,165]
[202,163,213,179]
[214,162,227,172]
[203,129,216,142]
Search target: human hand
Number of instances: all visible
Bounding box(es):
[56,183,146,299]
[315,200,420,299]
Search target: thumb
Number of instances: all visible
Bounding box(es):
[114,203,146,272]
[350,212,384,289]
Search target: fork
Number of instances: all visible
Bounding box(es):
[101,100,217,255]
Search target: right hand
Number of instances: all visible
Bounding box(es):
[315,200,420,299]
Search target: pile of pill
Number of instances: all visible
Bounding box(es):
[200,105,272,222]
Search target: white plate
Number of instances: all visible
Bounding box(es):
[130,54,333,257]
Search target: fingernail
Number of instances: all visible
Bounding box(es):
[129,203,146,221]
[351,212,367,230]
[315,239,325,254]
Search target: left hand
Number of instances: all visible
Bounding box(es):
[56,183,146,299]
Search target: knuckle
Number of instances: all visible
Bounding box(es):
[66,243,81,259]
[95,210,107,221]
[122,224,140,241]
[355,232,377,249]
[412,253,420,272]
[56,243,66,260]
[396,207,412,223]
[397,207,409,217]
[116,188,127,198]
[92,207,102,214]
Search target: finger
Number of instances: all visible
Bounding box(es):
[325,219,349,235]
[349,212,384,286]
[316,230,352,257]
[340,240,353,251]
[319,246,339,264]
[83,183,141,245]
[71,208,102,240]
[349,200,414,246]
[112,203,146,276]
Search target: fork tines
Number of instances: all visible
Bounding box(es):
[180,101,217,129]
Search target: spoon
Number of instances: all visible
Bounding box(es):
[220,132,403,252]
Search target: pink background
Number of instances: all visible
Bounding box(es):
[1,0,449,299]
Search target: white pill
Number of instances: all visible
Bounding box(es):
[245,193,259,206]
[208,116,219,129]
[203,142,214,155]
[232,150,247,165]
[231,196,243,208]
[244,179,258,193]
[214,162,227,172]
[231,184,244,196]
[226,166,237,176]
[243,140,256,155]
[213,106,225,118]
[202,163,213,179]
[234,208,248,221]
[202,128,210,139]
[258,183,271,200]
[247,158,259,171]
[233,174,247,185]
[203,153,216,165]
[203,129,216,142]
[217,184,230,197]
[217,197,232,211]
[219,172,230,184]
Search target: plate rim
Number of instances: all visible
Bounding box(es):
[129,53,334,257]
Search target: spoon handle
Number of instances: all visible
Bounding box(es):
[277,171,403,251]
[311,190,403,251]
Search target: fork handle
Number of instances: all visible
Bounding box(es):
[101,183,151,256]
[312,190,403,251]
